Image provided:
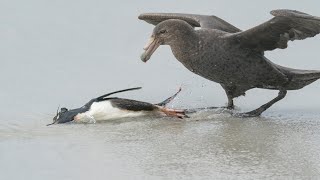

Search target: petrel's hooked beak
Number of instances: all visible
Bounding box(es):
[140,35,161,63]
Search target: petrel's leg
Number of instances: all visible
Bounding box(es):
[226,95,234,110]
[240,90,287,117]
[221,85,235,109]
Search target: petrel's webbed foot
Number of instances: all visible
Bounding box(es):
[237,90,287,117]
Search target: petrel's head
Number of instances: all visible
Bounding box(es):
[141,19,194,62]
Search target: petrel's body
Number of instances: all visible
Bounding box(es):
[139,9,320,116]
[48,87,186,125]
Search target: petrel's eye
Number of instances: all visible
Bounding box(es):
[159,29,167,34]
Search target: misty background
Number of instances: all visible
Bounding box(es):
[0,0,320,124]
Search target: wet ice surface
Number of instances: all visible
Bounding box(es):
[1,109,320,180]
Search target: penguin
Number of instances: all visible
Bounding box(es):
[47,87,187,126]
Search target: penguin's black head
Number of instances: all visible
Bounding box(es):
[47,107,79,126]
[47,87,142,126]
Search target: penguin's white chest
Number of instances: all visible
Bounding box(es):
[75,101,148,122]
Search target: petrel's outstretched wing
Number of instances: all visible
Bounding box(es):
[231,9,320,52]
[139,13,241,33]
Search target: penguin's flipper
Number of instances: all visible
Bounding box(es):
[96,87,142,102]
[156,87,182,107]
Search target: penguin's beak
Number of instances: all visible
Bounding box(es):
[140,36,161,63]
[47,108,59,126]
[46,122,57,126]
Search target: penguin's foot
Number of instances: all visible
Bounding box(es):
[160,107,189,119]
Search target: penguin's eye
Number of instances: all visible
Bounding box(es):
[159,29,167,34]
[61,108,68,113]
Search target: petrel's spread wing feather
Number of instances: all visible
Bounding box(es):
[232,9,320,52]
[139,13,241,33]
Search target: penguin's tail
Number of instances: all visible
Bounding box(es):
[156,87,182,107]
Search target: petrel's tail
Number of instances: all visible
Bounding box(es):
[156,87,182,107]
[284,69,320,90]
[273,64,320,90]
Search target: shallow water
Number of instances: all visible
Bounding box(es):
[1,110,320,179]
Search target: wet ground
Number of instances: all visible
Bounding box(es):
[1,109,320,179]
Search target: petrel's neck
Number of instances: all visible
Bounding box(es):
[169,31,200,68]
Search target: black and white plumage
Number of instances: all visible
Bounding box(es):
[47,87,186,125]
[139,9,320,117]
